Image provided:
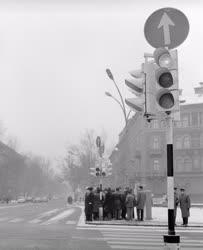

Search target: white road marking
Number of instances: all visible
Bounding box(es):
[0,217,9,222]
[38,208,61,218]
[29,219,42,224]
[9,218,24,223]
[41,208,75,225]
[66,220,76,225]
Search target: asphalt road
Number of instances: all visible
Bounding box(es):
[0,200,203,250]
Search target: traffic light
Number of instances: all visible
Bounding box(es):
[96,167,101,177]
[152,47,179,114]
[101,171,106,177]
[125,65,146,113]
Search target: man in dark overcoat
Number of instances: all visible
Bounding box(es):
[84,187,94,221]
[179,188,191,226]
[113,187,122,220]
[93,187,103,220]
[136,185,146,221]
[103,188,114,220]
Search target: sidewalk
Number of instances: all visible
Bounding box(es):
[86,206,203,227]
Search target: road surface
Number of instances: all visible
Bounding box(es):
[0,200,203,250]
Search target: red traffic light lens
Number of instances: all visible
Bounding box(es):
[158,93,174,109]
[159,72,173,88]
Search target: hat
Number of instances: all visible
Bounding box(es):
[174,187,177,190]
[180,188,185,191]
[139,185,143,189]
[88,187,93,191]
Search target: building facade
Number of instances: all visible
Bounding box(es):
[110,102,203,201]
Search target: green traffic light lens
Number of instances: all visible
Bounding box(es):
[159,93,174,109]
[159,72,173,88]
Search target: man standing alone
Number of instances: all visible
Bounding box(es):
[179,188,191,227]
[136,185,146,221]
[174,187,179,226]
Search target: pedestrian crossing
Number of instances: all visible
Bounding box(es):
[0,207,77,226]
[76,223,203,249]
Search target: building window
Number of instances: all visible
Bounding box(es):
[201,156,203,170]
[174,120,182,128]
[181,113,190,127]
[200,134,203,148]
[183,135,190,148]
[152,136,160,149]
[199,112,203,126]
[193,135,200,148]
[184,157,192,172]
[191,112,198,127]
[160,120,166,128]
[152,120,159,129]
[175,136,182,149]
[153,159,160,172]
[175,157,183,172]
[193,155,200,170]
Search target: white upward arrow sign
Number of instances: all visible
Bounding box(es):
[158,12,175,45]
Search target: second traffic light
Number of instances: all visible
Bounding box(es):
[125,65,146,113]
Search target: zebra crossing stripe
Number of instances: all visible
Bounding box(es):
[0,217,9,222]
[38,208,61,219]
[9,218,24,223]
[41,208,75,225]
[66,220,76,225]
[29,219,42,224]
[111,245,161,249]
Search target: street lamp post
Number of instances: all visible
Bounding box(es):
[106,69,130,127]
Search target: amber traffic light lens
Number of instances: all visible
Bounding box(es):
[159,72,173,88]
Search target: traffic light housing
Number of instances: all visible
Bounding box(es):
[96,167,100,177]
[152,48,179,114]
[125,65,146,113]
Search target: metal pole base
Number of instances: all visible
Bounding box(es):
[163,235,180,250]
[99,207,103,221]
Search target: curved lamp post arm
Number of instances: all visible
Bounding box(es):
[110,95,127,121]
[106,69,128,126]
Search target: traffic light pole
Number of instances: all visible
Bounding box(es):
[163,112,180,249]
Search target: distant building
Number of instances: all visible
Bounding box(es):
[110,102,203,201]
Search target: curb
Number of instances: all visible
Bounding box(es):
[85,221,203,228]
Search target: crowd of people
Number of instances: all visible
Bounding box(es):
[84,185,146,222]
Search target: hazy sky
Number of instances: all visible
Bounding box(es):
[0,0,202,162]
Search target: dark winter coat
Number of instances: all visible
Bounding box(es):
[113,191,122,210]
[93,192,103,213]
[120,192,127,209]
[137,191,146,209]
[104,191,114,213]
[85,191,94,215]
[179,193,191,218]
[125,193,135,208]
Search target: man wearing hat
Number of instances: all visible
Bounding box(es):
[136,185,146,221]
[174,187,179,226]
[179,188,191,226]
[84,187,94,221]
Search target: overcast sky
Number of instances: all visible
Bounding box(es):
[0,0,201,162]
